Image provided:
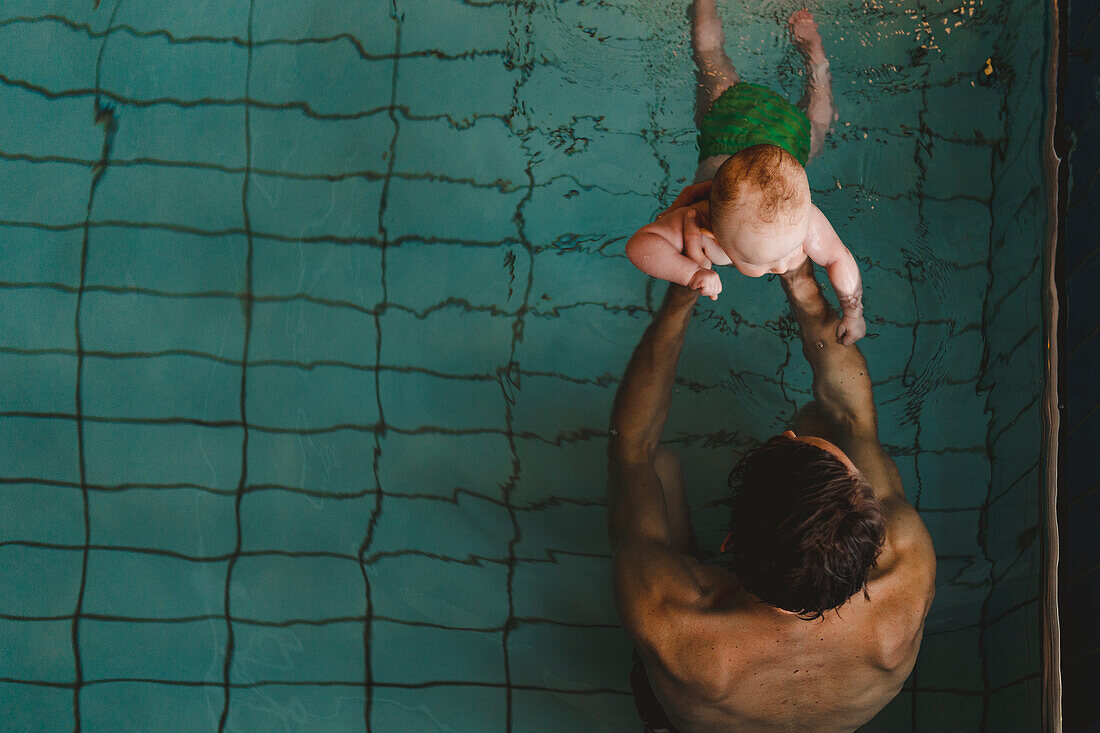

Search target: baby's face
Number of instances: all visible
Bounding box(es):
[713,196,812,277]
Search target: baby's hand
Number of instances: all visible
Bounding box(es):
[836,315,866,345]
[688,268,721,300]
[683,207,717,269]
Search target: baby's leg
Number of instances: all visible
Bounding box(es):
[789,10,837,163]
[692,0,740,127]
[692,0,738,183]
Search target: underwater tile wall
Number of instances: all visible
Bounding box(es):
[0,0,1049,730]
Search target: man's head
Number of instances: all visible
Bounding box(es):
[724,431,886,619]
[708,144,812,276]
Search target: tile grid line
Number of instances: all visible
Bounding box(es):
[0,592,1041,636]
[0,610,625,632]
[0,284,989,333]
[0,207,992,252]
[1,418,984,451]
[0,13,510,61]
[0,677,635,695]
[0,343,986,390]
[0,9,999,52]
[70,0,123,729]
[217,2,256,729]
[0,672,1045,696]
[500,1,539,726]
[0,66,1007,133]
[357,1,404,729]
[0,477,616,511]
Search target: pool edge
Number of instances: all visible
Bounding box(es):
[1043,0,1065,729]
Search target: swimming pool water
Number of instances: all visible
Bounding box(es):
[0,0,1049,730]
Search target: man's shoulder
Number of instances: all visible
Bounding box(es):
[862,500,937,667]
[876,495,937,586]
[626,566,748,658]
[863,591,930,675]
[642,605,757,702]
[612,539,715,648]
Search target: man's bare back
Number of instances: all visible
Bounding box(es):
[607,264,935,732]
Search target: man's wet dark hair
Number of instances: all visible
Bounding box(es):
[725,434,886,619]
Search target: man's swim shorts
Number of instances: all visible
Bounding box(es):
[630,654,683,733]
[697,82,812,166]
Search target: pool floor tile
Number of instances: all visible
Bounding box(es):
[228,555,365,622]
[367,554,509,629]
[371,621,504,686]
[373,686,505,733]
[507,624,631,691]
[0,619,75,683]
[80,682,222,733]
[0,546,84,616]
[80,619,227,682]
[0,683,74,733]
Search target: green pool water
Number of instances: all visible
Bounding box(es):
[0,0,1049,730]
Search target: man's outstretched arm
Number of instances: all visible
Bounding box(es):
[608,284,708,650]
[782,269,936,674]
[607,284,698,549]
[779,261,891,490]
[781,261,935,597]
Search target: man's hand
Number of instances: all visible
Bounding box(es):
[836,314,866,346]
[660,179,712,217]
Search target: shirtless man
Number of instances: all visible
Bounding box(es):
[606,261,936,732]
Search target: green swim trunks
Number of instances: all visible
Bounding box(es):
[698,82,812,166]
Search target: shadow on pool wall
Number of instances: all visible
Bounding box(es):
[1058,0,1100,729]
[0,0,1052,731]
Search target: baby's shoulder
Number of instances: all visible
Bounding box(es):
[804,204,842,243]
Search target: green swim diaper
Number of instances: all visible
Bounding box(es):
[698,82,812,166]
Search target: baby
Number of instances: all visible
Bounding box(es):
[625,6,866,345]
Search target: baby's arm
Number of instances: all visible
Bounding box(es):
[626,208,722,300]
[803,206,866,345]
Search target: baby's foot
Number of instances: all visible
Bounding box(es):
[788,9,826,64]
[688,268,722,301]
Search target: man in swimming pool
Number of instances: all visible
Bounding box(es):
[606,264,936,732]
[625,4,866,346]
